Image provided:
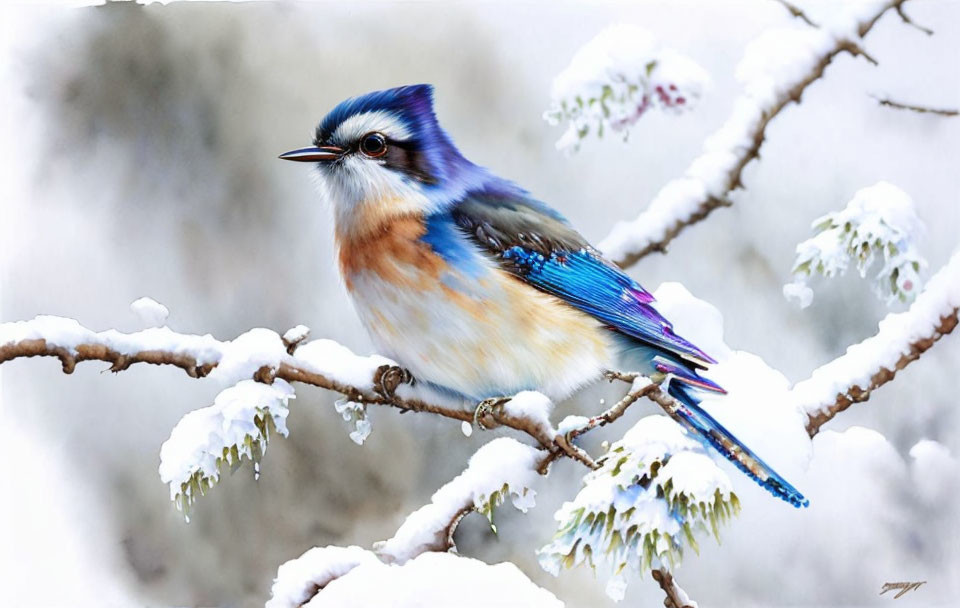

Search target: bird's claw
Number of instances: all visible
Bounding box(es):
[373,364,415,398]
[473,397,511,430]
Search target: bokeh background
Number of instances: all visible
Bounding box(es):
[2,1,958,606]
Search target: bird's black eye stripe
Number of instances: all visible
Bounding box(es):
[359,132,388,158]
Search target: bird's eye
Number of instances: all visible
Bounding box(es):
[359,132,387,158]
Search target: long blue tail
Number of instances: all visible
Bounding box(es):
[667,382,809,508]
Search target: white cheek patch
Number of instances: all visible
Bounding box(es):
[332,110,413,144]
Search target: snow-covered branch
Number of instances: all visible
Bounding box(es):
[375,437,541,564]
[797,250,960,436]
[600,0,912,268]
[270,439,550,607]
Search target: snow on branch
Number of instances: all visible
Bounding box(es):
[538,415,738,601]
[375,437,542,564]
[0,313,615,504]
[270,550,563,608]
[797,249,960,436]
[159,379,295,516]
[599,0,911,268]
[267,545,380,608]
[545,25,708,154]
[784,181,926,308]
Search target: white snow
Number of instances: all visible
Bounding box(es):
[502,390,556,436]
[557,415,590,436]
[129,296,169,328]
[376,437,542,564]
[158,379,295,512]
[209,328,288,386]
[267,545,380,608]
[786,182,927,306]
[545,24,708,153]
[294,338,394,392]
[598,9,890,263]
[782,281,815,309]
[303,552,564,608]
[282,324,311,346]
[793,249,960,419]
[658,451,733,501]
[909,439,958,504]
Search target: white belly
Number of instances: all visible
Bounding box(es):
[346,266,615,402]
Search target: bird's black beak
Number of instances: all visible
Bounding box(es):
[278,145,344,162]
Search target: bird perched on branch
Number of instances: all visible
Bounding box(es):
[281,84,807,507]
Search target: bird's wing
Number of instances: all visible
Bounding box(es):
[448,192,716,367]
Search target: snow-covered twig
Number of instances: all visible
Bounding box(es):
[375,438,541,564]
[871,94,958,116]
[600,0,911,268]
[652,568,697,608]
[798,250,960,436]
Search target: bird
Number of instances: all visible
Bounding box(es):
[280,84,807,508]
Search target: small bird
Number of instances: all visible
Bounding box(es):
[281,84,807,507]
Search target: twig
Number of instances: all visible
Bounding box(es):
[896,4,933,35]
[871,94,958,117]
[773,0,817,28]
[652,568,696,608]
[603,0,910,268]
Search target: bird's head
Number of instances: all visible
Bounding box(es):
[281,84,479,237]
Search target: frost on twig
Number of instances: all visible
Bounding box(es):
[158,379,295,517]
[545,24,708,154]
[784,182,926,308]
[797,249,960,436]
[599,1,910,267]
[375,437,542,564]
[538,416,738,601]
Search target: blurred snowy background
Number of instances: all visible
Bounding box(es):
[1,0,958,606]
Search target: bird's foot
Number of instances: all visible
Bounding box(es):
[473,397,511,430]
[373,364,415,399]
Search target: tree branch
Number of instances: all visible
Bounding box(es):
[0,319,603,470]
[601,0,910,268]
[871,94,959,116]
[797,250,960,436]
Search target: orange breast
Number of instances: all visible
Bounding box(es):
[337,214,447,291]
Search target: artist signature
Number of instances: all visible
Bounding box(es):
[880,581,926,599]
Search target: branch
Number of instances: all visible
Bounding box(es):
[871,94,959,116]
[0,318,596,469]
[797,250,960,436]
[652,568,697,608]
[600,0,910,268]
[375,437,542,564]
